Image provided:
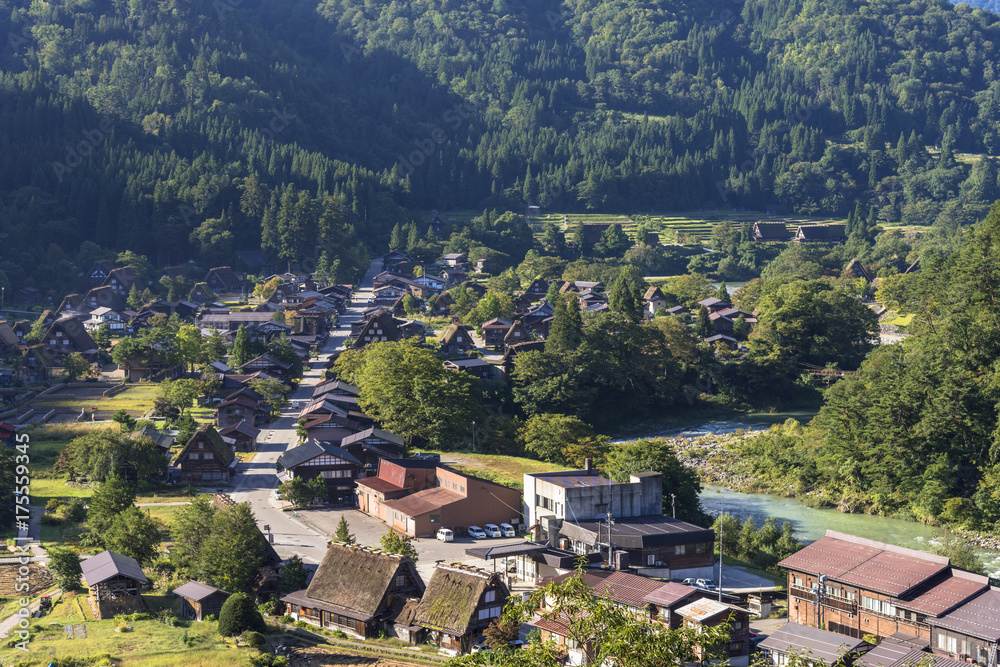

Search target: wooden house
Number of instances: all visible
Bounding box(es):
[414,564,510,655]
[780,531,990,643]
[239,353,293,379]
[697,297,731,314]
[523,277,550,300]
[103,267,143,296]
[481,318,513,348]
[277,440,362,503]
[503,320,529,347]
[218,420,261,452]
[381,250,410,273]
[282,543,425,639]
[440,323,475,355]
[187,283,216,304]
[644,581,713,629]
[928,587,1000,665]
[444,358,493,381]
[350,310,404,349]
[759,622,871,667]
[676,598,751,667]
[81,550,148,619]
[216,392,269,429]
[42,318,99,361]
[171,424,236,484]
[794,224,846,243]
[441,253,469,268]
[433,292,456,316]
[204,266,243,294]
[172,581,231,621]
[339,427,405,470]
[752,221,789,242]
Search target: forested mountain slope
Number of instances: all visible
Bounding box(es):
[4,0,1000,291]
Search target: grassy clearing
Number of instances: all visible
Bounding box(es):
[0,593,258,667]
[425,450,562,490]
[31,383,160,415]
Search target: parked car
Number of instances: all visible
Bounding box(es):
[436,528,454,542]
[696,578,718,591]
[274,488,282,501]
[500,523,516,537]
[468,526,487,539]
[508,640,525,649]
[484,523,502,538]
[471,643,488,653]
[412,452,441,462]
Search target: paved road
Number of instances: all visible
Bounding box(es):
[229,259,381,565]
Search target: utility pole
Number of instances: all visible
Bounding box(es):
[606,508,615,568]
[671,493,676,519]
[471,420,476,452]
[718,499,723,602]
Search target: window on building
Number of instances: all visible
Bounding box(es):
[204,452,213,460]
[460,485,465,492]
[938,634,958,654]
[793,576,803,587]
[430,514,440,524]
[675,544,686,556]
[484,590,496,603]
[189,452,199,460]
[395,575,406,588]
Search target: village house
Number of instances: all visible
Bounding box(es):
[204,266,244,294]
[172,581,231,621]
[644,581,717,629]
[414,563,510,655]
[759,622,871,667]
[170,424,236,484]
[81,550,148,619]
[676,597,752,667]
[338,427,405,470]
[356,459,522,538]
[218,420,261,452]
[381,250,410,273]
[523,462,715,578]
[780,531,991,645]
[103,267,143,296]
[856,636,968,667]
[282,542,425,639]
[433,291,457,316]
[439,322,475,355]
[794,223,847,243]
[503,320,529,347]
[216,390,269,429]
[441,253,470,268]
[444,357,493,381]
[524,277,551,300]
[277,440,363,504]
[481,318,513,348]
[350,309,405,349]
[84,307,127,334]
[697,297,731,314]
[752,221,790,242]
[643,286,668,315]
[928,587,1000,666]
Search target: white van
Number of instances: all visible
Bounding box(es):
[484,524,502,538]
[436,528,454,542]
[500,523,516,537]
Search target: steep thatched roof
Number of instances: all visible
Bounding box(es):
[304,543,423,620]
[414,564,506,636]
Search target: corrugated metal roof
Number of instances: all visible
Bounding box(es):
[930,587,1000,641]
[560,515,715,549]
[758,622,869,665]
[896,570,988,616]
[778,531,949,597]
[81,550,148,586]
[172,580,228,602]
[548,570,662,608]
[643,581,700,608]
[857,638,967,667]
[675,598,746,623]
[384,487,463,517]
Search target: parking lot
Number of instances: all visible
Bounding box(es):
[294,504,527,582]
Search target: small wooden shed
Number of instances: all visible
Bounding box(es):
[172,580,231,621]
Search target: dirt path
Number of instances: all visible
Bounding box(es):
[290,646,434,666]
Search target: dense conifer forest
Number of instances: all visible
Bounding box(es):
[3,0,1000,293]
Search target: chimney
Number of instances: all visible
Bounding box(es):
[584,458,592,472]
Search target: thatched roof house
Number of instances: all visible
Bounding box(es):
[282,542,424,639]
[414,563,510,654]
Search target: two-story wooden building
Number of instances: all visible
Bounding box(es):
[172,581,231,621]
[780,531,990,643]
[170,424,236,484]
[414,563,510,655]
[277,440,362,504]
[81,550,148,619]
[282,543,424,639]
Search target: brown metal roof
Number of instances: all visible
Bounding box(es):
[930,587,1000,641]
[778,531,949,597]
[355,477,405,494]
[643,581,701,608]
[896,570,988,617]
[383,487,463,517]
[549,570,662,608]
[758,622,869,665]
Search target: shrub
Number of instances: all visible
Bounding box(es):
[293,620,309,629]
[218,592,265,636]
[203,614,217,622]
[331,629,348,639]
[278,614,293,624]
[244,630,265,648]
[45,498,62,513]
[65,498,87,523]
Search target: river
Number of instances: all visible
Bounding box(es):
[699,484,1000,577]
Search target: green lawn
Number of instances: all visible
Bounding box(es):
[0,593,257,666]
[425,450,563,490]
[31,383,161,415]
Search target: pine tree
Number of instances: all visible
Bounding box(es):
[715,282,728,302]
[127,284,143,310]
[546,295,583,354]
[389,223,405,250]
[335,516,356,545]
[696,305,714,338]
[231,325,251,367]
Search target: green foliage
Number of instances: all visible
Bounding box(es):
[60,353,92,382]
[379,532,418,562]
[519,414,603,465]
[47,546,83,590]
[85,475,137,537]
[218,592,266,637]
[712,514,801,573]
[334,516,356,545]
[104,506,162,565]
[112,409,136,432]
[607,266,647,323]
[279,554,308,594]
[59,428,166,483]
[931,534,986,575]
[196,502,268,594]
[347,340,486,449]
[278,476,327,507]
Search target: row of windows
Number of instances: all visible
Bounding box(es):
[320,470,352,479]
[437,477,465,492]
[303,455,353,466]
[477,606,502,621]
[188,452,214,460]
[862,596,895,616]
